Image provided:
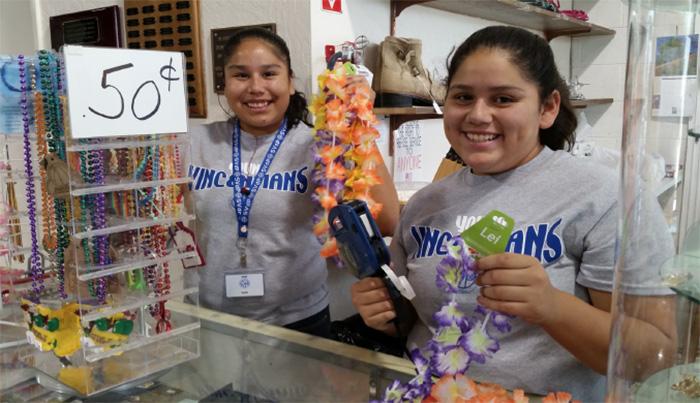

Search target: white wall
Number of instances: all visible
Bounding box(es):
[571,0,628,152]
[0,0,38,54]
[572,1,695,165]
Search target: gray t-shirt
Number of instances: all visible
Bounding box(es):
[187,120,328,326]
[391,147,673,402]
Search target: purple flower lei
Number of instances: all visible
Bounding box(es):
[379,236,514,402]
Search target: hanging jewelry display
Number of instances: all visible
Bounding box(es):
[0,46,200,397]
[308,62,384,261]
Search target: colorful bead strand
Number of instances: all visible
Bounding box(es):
[33,92,58,251]
[78,149,95,298]
[19,55,44,303]
[90,149,110,304]
[38,50,68,299]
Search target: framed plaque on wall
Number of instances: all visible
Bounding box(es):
[123,0,207,118]
[49,6,122,50]
[211,23,276,94]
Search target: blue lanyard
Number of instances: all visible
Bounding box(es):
[231,118,288,239]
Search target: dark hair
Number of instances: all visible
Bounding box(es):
[446,26,577,151]
[222,27,311,130]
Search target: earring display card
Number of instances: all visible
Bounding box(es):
[211,24,276,94]
[124,0,206,118]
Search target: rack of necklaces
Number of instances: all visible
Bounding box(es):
[0,50,201,397]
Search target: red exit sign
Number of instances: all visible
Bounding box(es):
[322,0,342,13]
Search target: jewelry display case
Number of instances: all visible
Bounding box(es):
[0,47,200,397]
[0,303,415,401]
[608,1,700,401]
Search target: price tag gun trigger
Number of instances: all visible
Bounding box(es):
[328,200,415,301]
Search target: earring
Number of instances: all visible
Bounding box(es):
[217,94,234,119]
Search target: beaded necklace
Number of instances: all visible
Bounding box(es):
[90,150,110,303]
[38,50,68,299]
[154,145,174,333]
[18,55,43,303]
[33,91,58,252]
[77,147,110,304]
[155,146,172,296]
[114,148,145,290]
[135,144,173,331]
[77,147,94,298]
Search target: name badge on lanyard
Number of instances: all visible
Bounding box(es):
[231,118,288,267]
[226,273,264,297]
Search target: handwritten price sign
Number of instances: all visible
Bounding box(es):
[63,45,188,139]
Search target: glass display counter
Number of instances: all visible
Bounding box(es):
[0,302,415,402]
[607,1,700,401]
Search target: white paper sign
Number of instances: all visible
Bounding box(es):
[652,76,697,118]
[63,45,188,138]
[393,121,429,183]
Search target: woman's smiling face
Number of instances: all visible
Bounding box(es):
[443,47,560,175]
[224,38,294,135]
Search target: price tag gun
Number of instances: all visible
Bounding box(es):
[328,200,415,334]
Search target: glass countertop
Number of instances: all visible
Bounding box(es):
[0,302,415,402]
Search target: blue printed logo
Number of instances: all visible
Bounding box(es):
[506,219,563,264]
[410,218,564,265]
[188,164,309,194]
[458,270,478,291]
[239,276,250,289]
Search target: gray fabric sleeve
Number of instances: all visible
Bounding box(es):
[576,202,617,291]
[389,213,409,277]
[577,189,675,295]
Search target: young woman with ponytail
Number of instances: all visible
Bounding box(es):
[351,26,673,400]
[189,27,399,338]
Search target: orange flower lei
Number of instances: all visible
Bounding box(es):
[308,63,383,259]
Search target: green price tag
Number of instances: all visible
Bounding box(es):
[460,210,514,257]
[343,62,357,75]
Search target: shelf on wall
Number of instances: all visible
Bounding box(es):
[656,174,683,198]
[571,98,614,108]
[375,99,614,116]
[391,0,615,39]
[374,107,442,156]
[374,106,440,116]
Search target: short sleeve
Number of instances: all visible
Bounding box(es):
[577,190,674,295]
[576,202,616,291]
[389,212,409,277]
